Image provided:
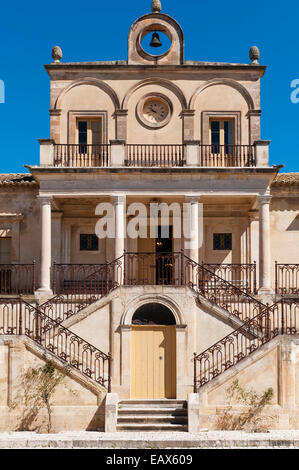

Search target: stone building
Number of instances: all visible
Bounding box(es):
[0,1,299,432]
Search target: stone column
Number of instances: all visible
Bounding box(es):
[111,195,126,285]
[258,195,273,294]
[249,211,259,288]
[184,196,200,265]
[36,196,53,295]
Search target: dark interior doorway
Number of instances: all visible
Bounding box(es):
[155,226,173,285]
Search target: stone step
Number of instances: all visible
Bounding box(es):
[118,408,187,416]
[116,423,188,432]
[117,415,187,424]
[119,400,187,408]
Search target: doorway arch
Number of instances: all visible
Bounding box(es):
[132,302,176,325]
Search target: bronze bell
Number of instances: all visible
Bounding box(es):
[150,32,162,48]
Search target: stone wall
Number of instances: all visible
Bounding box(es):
[197,336,299,430]
[0,336,106,433]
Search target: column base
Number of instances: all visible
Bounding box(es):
[257,287,275,295]
[34,288,53,304]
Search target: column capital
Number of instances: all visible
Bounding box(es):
[181,109,195,116]
[111,194,126,206]
[37,195,53,206]
[114,109,128,116]
[248,210,259,221]
[185,196,201,204]
[257,194,272,205]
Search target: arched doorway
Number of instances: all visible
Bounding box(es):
[131,303,176,399]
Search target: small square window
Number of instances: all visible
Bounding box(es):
[80,234,99,251]
[213,233,232,250]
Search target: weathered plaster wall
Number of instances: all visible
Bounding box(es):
[0,337,106,432]
[197,337,299,430]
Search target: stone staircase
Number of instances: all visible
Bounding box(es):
[117,400,188,432]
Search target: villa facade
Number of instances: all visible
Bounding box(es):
[0,1,299,432]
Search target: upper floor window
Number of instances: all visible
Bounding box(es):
[210,119,234,155]
[77,119,102,150]
[0,238,11,264]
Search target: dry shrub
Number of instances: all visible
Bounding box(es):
[216,379,274,432]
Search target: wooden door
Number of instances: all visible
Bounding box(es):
[137,236,156,284]
[131,326,176,399]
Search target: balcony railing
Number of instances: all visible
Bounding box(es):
[52,143,257,168]
[202,263,257,294]
[199,144,256,167]
[275,263,299,294]
[125,144,185,168]
[0,264,36,295]
[54,144,110,167]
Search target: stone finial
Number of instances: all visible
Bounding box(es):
[249,45,260,64]
[51,45,62,63]
[151,0,161,12]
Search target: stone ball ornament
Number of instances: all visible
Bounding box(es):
[151,0,162,13]
[51,46,63,63]
[249,46,260,64]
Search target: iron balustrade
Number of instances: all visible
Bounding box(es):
[184,255,265,322]
[193,299,299,391]
[54,144,110,167]
[0,264,36,295]
[275,262,299,294]
[0,297,111,391]
[125,144,185,167]
[124,252,183,286]
[202,263,257,294]
[53,260,122,296]
[199,144,256,167]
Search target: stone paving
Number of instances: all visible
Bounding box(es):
[0,430,299,448]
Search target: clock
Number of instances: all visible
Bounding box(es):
[143,100,169,124]
[137,94,172,129]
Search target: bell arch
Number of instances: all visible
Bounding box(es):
[128,12,184,65]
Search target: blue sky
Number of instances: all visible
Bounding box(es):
[0,0,298,173]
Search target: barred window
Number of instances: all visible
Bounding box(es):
[80,234,99,251]
[213,233,232,250]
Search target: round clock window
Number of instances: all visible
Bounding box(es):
[137,95,172,129]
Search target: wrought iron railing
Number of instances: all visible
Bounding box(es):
[199,144,256,167]
[39,294,99,324]
[0,264,36,295]
[275,263,299,294]
[53,260,122,295]
[184,255,265,322]
[193,299,299,391]
[124,252,184,286]
[125,144,185,167]
[0,297,111,390]
[54,144,110,167]
[202,263,257,294]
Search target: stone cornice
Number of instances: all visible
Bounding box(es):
[45,63,266,77]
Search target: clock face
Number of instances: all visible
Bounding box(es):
[143,100,169,124]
